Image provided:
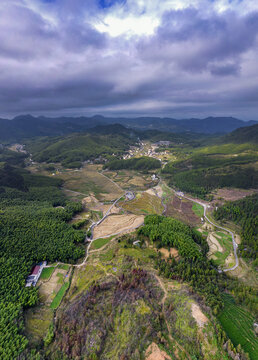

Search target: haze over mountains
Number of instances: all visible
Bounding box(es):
[0,114,257,143]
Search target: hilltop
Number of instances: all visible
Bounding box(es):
[0,114,257,143]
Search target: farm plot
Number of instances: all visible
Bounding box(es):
[93,214,144,239]
[102,169,154,191]
[57,165,123,201]
[120,192,163,215]
[218,294,258,360]
[208,231,234,268]
[25,265,71,343]
[165,194,200,226]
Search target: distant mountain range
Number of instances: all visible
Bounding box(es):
[0,114,257,142]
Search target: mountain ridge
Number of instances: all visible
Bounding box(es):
[0,114,257,143]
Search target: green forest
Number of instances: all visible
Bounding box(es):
[214,194,258,263]
[0,164,85,359]
[25,131,137,168]
[104,156,161,171]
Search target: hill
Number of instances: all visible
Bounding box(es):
[223,123,258,144]
[162,125,258,198]
[0,114,257,143]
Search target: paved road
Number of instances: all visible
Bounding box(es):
[182,194,239,272]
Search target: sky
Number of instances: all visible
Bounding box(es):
[0,0,258,119]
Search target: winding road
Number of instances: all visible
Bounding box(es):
[181,193,239,272]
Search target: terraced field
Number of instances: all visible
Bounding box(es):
[218,294,258,360]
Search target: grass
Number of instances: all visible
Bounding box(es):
[192,203,204,217]
[58,264,69,271]
[50,281,70,309]
[121,192,163,215]
[91,236,115,250]
[212,231,234,267]
[218,294,258,360]
[40,267,55,280]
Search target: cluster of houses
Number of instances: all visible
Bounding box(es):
[25,261,47,287]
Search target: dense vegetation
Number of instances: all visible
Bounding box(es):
[163,154,258,198]
[0,165,85,359]
[214,194,258,263]
[137,215,224,311]
[26,130,137,168]
[138,215,258,319]
[104,156,161,171]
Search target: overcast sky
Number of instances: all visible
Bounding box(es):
[1,0,258,119]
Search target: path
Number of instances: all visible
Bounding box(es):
[153,274,192,360]
[98,170,124,192]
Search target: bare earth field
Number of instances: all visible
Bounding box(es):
[165,195,200,226]
[211,188,258,205]
[93,214,144,239]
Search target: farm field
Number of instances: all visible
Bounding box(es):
[207,231,234,268]
[56,165,124,201]
[103,169,156,191]
[165,194,200,225]
[25,266,71,344]
[218,294,258,360]
[120,192,163,215]
[91,235,115,250]
[93,214,144,239]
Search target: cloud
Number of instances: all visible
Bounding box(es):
[0,0,258,119]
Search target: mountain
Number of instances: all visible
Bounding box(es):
[223,123,258,144]
[0,114,257,143]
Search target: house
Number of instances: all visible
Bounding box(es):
[25,261,47,287]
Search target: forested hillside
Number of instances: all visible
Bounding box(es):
[26,130,137,168]
[104,156,161,171]
[162,154,258,198]
[214,194,258,263]
[0,163,85,359]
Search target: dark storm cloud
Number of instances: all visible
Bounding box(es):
[0,0,258,119]
[138,8,258,74]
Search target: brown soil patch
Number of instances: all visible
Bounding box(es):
[191,303,208,328]
[159,248,179,259]
[212,188,258,205]
[145,188,156,196]
[145,342,172,360]
[235,234,241,245]
[165,195,199,226]
[93,214,144,239]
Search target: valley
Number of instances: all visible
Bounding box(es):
[0,123,257,360]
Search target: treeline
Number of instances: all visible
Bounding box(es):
[0,167,85,359]
[162,154,258,198]
[26,132,137,168]
[103,156,161,171]
[214,194,258,263]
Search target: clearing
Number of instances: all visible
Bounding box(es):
[92,214,144,239]
[145,343,171,360]
[165,194,200,226]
